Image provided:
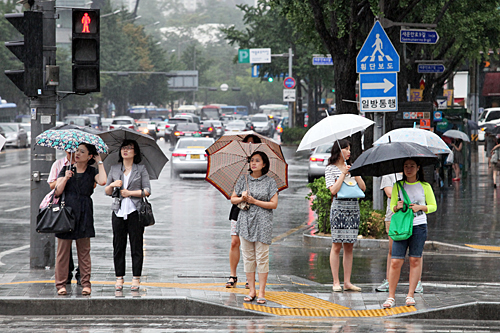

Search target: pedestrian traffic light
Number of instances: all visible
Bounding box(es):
[4,11,44,97]
[72,9,100,93]
[268,77,274,83]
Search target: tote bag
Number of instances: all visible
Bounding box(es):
[137,189,155,227]
[36,190,75,234]
[388,181,414,241]
[337,175,365,199]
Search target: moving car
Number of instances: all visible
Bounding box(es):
[250,114,274,137]
[170,137,215,178]
[210,120,225,137]
[109,117,138,131]
[224,120,248,133]
[170,123,202,145]
[0,123,28,148]
[307,143,333,183]
[64,115,91,127]
[199,121,217,139]
[136,120,158,140]
[277,116,289,139]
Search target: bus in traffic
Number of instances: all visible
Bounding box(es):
[200,105,221,120]
[221,105,249,117]
[128,105,171,120]
[259,104,287,119]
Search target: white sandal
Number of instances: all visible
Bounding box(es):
[383,297,396,308]
[405,296,416,306]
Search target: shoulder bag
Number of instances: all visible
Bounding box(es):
[137,189,155,227]
[492,149,499,164]
[36,188,76,233]
[388,181,414,241]
[237,174,250,210]
[337,174,365,199]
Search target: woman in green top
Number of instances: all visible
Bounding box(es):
[383,158,437,309]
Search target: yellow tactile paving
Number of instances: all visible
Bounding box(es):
[465,244,500,251]
[0,280,415,317]
[243,303,416,317]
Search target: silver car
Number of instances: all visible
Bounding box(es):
[170,137,215,178]
[0,123,28,148]
[250,114,274,137]
[307,143,333,183]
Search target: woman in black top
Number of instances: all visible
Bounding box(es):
[54,143,107,295]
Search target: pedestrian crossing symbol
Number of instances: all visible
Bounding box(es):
[356,21,400,73]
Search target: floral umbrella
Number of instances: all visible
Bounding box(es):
[206,141,288,199]
[35,129,108,153]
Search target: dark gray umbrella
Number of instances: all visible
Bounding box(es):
[50,124,102,134]
[99,128,168,180]
[349,142,438,177]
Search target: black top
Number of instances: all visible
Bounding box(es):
[56,165,98,240]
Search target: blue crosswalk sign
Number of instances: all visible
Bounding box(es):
[356,21,400,73]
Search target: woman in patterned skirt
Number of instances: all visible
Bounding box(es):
[325,139,365,292]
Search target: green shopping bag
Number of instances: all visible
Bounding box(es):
[388,181,414,241]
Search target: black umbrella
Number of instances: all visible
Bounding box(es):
[349,142,438,177]
[50,124,102,135]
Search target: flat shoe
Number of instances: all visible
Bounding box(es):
[244,295,256,302]
[82,287,91,295]
[256,298,266,304]
[332,285,342,292]
[344,285,361,292]
[57,288,67,295]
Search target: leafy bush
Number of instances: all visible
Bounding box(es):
[281,127,308,145]
[306,178,386,238]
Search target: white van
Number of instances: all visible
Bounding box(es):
[478,107,500,141]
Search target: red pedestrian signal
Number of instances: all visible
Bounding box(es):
[73,10,98,34]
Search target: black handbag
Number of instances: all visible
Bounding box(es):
[36,189,76,234]
[137,189,155,227]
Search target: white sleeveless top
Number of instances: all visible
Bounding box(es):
[116,172,137,220]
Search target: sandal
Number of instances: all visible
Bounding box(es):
[57,287,67,295]
[131,277,140,291]
[405,296,416,306]
[245,282,250,289]
[256,298,266,304]
[225,276,238,288]
[82,287,91,295]
[383,297,395,308]
[115,277,124,291]
[244,295,256,302]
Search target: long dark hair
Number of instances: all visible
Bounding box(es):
[328,139,350,165]
[118,139,142,164]
[242,134,261,143]
[402,158,426,183]
[249,151,269,175]
[81,143,98,165]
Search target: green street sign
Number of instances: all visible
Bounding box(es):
[238,49,250,63]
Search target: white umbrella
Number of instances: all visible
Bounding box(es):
[443,129,470,142]
[374,128,451,154]
[0,134,5,151]
[297,114,375,151]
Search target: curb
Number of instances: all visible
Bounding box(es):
[303,232,490,253]
[394,302,500,320]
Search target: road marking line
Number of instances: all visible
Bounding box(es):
[465,244,500,252]
[0,165,11,168]
[4,205,30,212]
[0,183,14,187]
[0,245,29,266]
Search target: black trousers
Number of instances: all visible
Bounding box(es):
[112,211,144,277]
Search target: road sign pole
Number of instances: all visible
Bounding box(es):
[30,0,57,268]
[372,113,384,210]
[288,47,294,128]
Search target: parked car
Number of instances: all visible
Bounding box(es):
[109,117,138,131]
[478,107,500,141]
[307,143,333,183]
[0,125,5,150]
[170,137,215,178]
[199,121,217,139]
[20,123,31,146]
[170,123,202,145]
[0,123,28,148]
[210,120,225,138]
[224,120,248,133]
[136,120,157,140]
[64,115,91,127]
[250,114,275,137]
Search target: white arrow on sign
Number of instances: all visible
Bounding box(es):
[361,78,394,93]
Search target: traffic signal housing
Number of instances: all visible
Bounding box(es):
[4,11,44,97]
[72,9,100,93]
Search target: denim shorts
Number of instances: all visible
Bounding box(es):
[391,224,427,259]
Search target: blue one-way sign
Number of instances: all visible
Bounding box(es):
[400,29,439,44]
[356,21,400,73]
[359,73,398,112]
[418,64,445,73]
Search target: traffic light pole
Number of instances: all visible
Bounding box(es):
[30,0,57,268]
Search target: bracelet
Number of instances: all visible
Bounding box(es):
[98,161,103,165]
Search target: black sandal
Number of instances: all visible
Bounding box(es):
[226,276,238,288]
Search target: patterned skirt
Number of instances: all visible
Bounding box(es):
[330,198,360,243]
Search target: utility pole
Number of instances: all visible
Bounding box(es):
[30,0,57,268]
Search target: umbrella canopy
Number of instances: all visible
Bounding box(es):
[0,134,5,151]
[374,128,451,154]
[297,114,374,151]
[443,129,470,142]
[50,124,102,134]
[206,141,288,199]
[206,130,285,161]
[35,129,108,153]
[349,142,438,177]
[99,128,168,180]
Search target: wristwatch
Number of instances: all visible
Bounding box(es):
[98,161,103,165]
